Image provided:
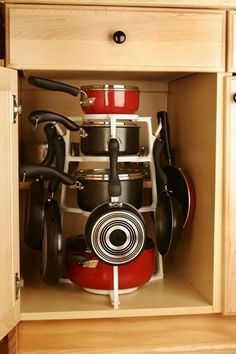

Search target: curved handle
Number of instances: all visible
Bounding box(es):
[113,31,126,44]
[20,164,75,185]
[40,123,57,167]
[157,111,172,164]
[48,134,65,194]
[152,138,168,189]
[108,138,121,198]
[29,110,80,131]
[28,76,81,97]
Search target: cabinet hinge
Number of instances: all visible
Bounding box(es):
[15,273,24,300]
[12,95,22,124]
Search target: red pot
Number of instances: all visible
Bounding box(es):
[65,235,155,290]
[80,85,140,114]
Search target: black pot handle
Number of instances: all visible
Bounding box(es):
[48,134,65,194]
[29,110,80,131]
[40,123,57,167]
[108,138,121,197]
[153,138,168,189]
[157,111,172,164]
[20,164,75,185]
[28,76,81,97]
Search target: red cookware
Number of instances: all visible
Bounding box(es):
[65,235,155,290]
[27,77,140,114]
[80,84,140,114]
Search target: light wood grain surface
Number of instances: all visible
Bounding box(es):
[18,314,236,354]
[3,0,236,9]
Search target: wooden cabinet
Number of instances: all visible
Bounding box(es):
[2,1,236,353]
[0,67,20,340]
[5,5,225,72]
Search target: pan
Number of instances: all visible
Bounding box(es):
[40,127,66,284]
[157,111,196,227]
[27,76,140,114]
[24,123,57,250]
[153,137,183,256]
[84,138,146,265]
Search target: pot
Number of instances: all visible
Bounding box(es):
[65,235,155,290]
[84,138,146,265]
[80,121,140,155]
[27,77,140,114]
[80,84,140,114]
[74,168,145,211]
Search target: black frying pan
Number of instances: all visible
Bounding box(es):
[84,138,146,265]
[40,132,66,285]
[157,111,196,228]
[153,137,183,256]
[24,123,56,250]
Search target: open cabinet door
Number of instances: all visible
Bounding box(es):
[0,67,20,340]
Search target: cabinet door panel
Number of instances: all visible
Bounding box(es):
[6,5,225,72]
[0,67,20,340]
[223,76,236,314]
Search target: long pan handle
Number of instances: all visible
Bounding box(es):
[20,164,75,185]
[108,138,121,198]
[153,137,168,190]
[41,123,57,167]
[157,111,172,164]
[48,134,65,194]
[29,110,80,131]
[28,76,81,97]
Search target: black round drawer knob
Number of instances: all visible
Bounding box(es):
[233,93,236,102]
[113,31,126,44]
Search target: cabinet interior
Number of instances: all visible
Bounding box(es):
[18,71,222,320]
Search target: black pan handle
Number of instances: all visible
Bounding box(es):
[48,134,65,194]
[157,111,172,164]
[108,138,121,198]
[41,123,57,167]
[28,76,81,97]
[20,164,75,185]
[29,110,80,131]
[153,138,168,189]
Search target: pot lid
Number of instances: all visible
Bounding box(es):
[81,120,139,127]
[73,168,145,181]
[81,84,139,92]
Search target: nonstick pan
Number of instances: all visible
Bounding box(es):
[84,138,146,265]
[157,111,196,228]
[153,137,183,256]
[24,123,57,250]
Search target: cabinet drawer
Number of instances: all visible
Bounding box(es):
[6,5,225,72]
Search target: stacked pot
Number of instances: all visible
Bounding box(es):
[65,85,155,291]
[27,76,155,291]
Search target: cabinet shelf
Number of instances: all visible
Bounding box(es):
[20,259,213,321]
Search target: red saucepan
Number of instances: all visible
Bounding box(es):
[28,76,140,114]
[65,235,155,290]
[153,137,183,256]
[157,111,196,228]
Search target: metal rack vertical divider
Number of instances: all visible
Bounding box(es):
[60,114,163,309]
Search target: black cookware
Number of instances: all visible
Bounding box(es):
[24,123,58,250]
[84,138,146,265]
[80,121,140,155]
[153,137,183,256]
[74,167,145,211]
[157,111,196,228]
